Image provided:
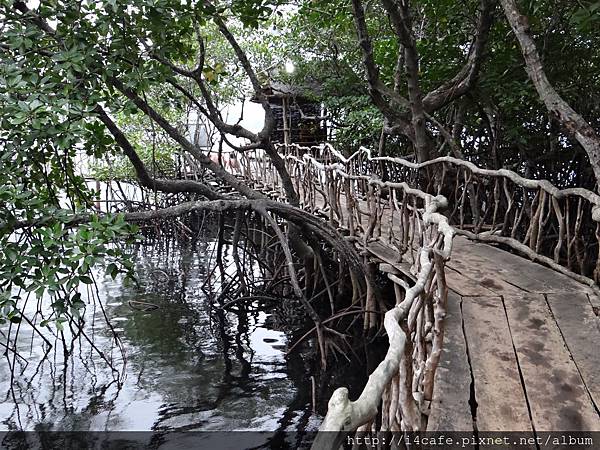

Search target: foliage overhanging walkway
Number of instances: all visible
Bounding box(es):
[245,143,600,445]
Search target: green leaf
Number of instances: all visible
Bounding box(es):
[106,263,119,279]
[79,275,94,284]
[9,315,21,324]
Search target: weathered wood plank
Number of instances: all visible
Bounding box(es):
[365,241,402,265]
[461,296,534,432]
[366,241,416,280]
[450,240,552,293]
[427,293,474,432]
[445,267,501,297]
[504,294,600,431]
[453,238,589,293]
[378,263,401,275]
[445,257,528,296]
[546,293,600,412]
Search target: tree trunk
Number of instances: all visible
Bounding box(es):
[500,0,600,189]
[381,0,431,162]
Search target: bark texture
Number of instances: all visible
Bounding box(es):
[500,0,600,188]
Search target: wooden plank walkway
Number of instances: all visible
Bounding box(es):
[367,236,600,432]
[427,239,600,433]
[253,171,600,433]
[344,190,600,432]
[348,207,600,433]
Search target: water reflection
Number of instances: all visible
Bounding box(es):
[0,238,320,448]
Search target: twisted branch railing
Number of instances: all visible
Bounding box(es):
[242,144,455,447]
[356,148,600,288]
[241,142,600,447]
[255,144,600,288]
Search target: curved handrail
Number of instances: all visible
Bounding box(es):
[265,143,455,446]
[279,143,600,287]
[284,143,600,214]
[311,195,453,448]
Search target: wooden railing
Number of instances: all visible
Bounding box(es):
[241,142,600,446]
[242,144,455,446]
[354,146,600,288]
[252,143,600,289]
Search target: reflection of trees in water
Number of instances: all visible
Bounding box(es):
[0,330,124,433]
[1,214,377,446]
[124,218,379,442]
[120,226,324,442]
[1,222,297,431]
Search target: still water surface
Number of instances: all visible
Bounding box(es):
[0,239,321,448]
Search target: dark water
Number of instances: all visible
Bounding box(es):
[0,238,325,448]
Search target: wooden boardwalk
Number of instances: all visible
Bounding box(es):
[260,182,600,436]
[248,149,600,435]
[415,239,600,434]
[312,194,600,433]
[368,237,600,433]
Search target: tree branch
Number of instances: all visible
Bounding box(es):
[350,0,414,139]
[381,0,431,161]
[422,0,497,113]
[500,0,600,187]
[165,76,259,143]
[208,10,300,204]
[95,107,224,200]
[108,77,266,200]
